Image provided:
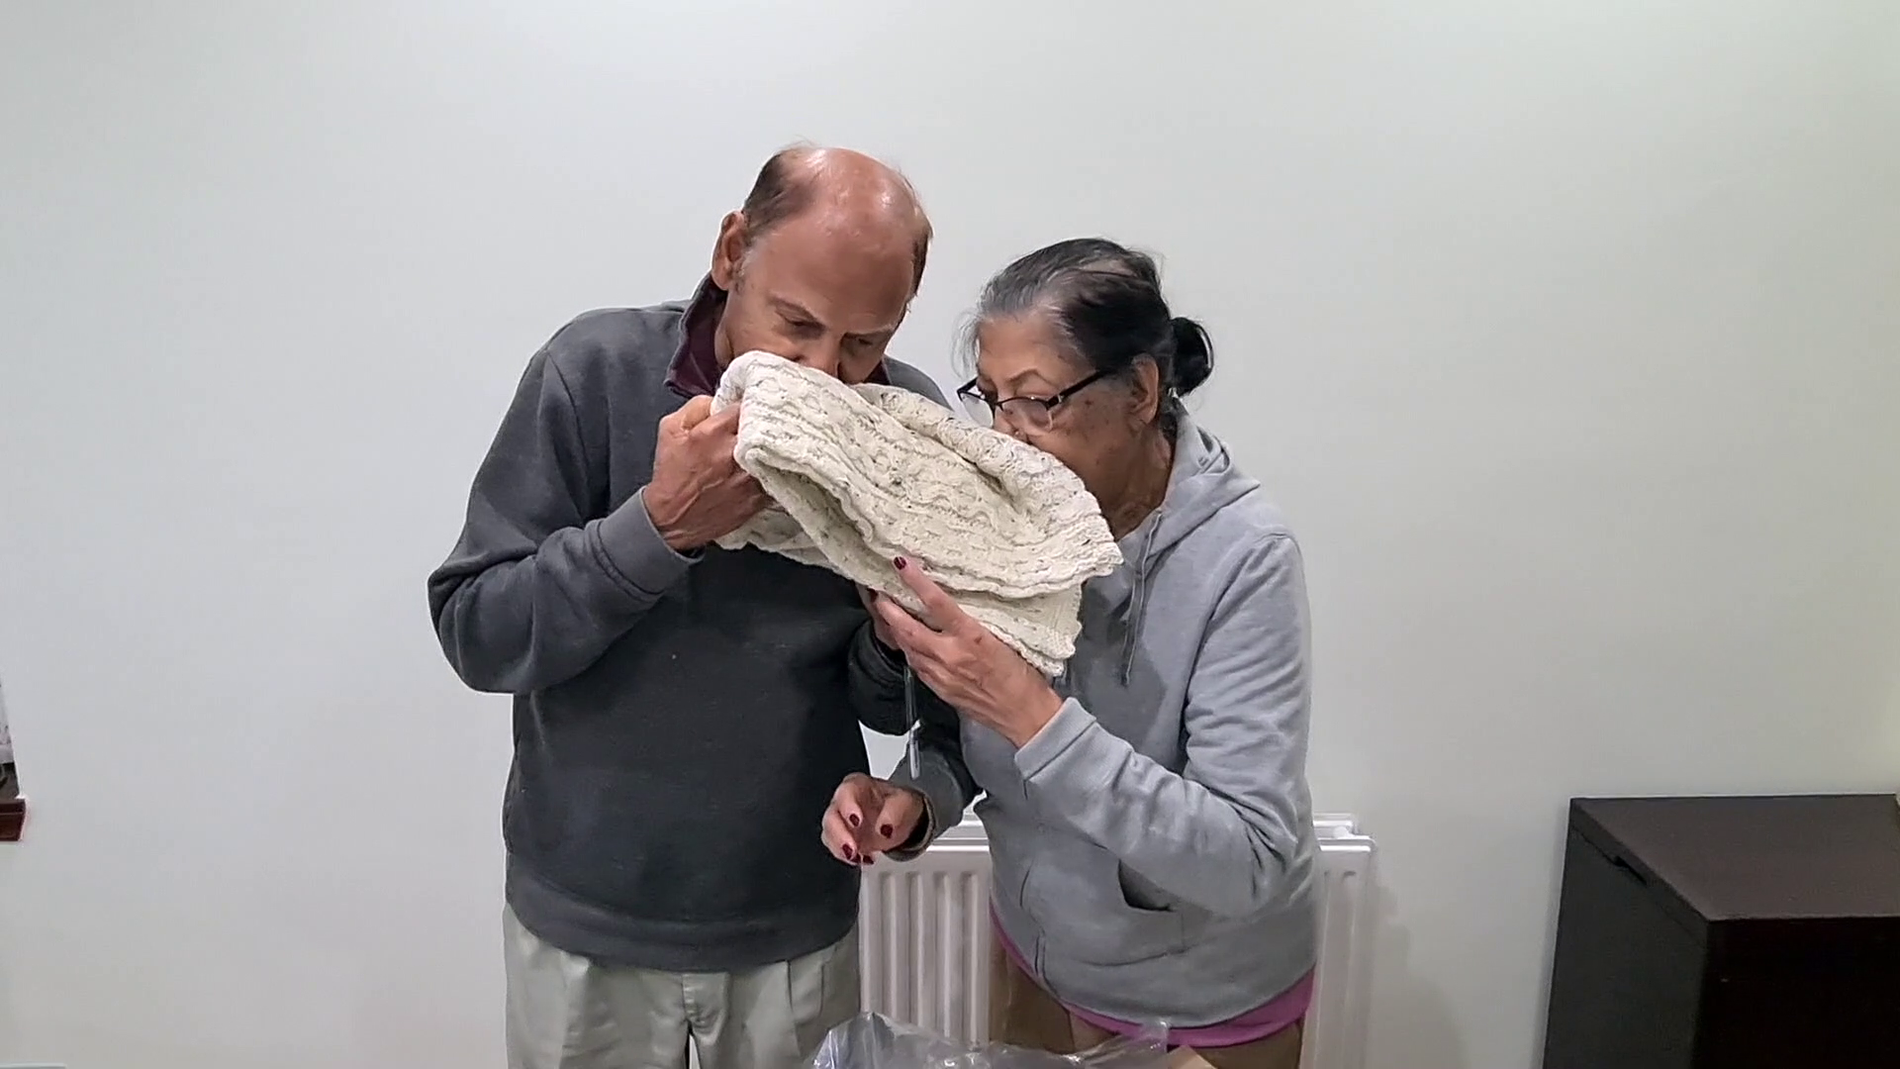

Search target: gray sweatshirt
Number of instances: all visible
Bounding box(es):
[429,292,948,971]
[896,412,1319,1026]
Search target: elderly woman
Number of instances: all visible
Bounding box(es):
[822,238,1318,1069]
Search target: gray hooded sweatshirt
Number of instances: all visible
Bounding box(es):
[895,412,1318,1027]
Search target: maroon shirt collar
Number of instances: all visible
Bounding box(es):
[664,276,893,397]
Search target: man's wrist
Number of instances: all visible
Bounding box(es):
[594,488,700,593]
[894,789,934,855]
[641,487,701,553]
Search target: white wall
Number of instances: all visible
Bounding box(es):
[3,3,1896,1067]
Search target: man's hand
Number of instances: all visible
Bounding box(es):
[856,584,901,650]
[643,396,770,552]
[821,773,927,866]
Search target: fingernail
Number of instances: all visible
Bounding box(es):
[894,557,908,570]
[842,845,856,862]
[846,813,860,828]
[879,824,894,838]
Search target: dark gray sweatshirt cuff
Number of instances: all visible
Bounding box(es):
[589,487,698,598]
[886,747,970,860]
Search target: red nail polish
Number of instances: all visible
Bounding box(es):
[879,824,894,838]
[842,845,856,862]
[846,813,860,828]
[894,557,908,570]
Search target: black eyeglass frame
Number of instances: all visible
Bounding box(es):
[955,369,1113,430]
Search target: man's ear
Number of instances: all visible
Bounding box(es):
[710,210,747,290]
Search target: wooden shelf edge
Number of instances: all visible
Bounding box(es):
[0,797,25,842]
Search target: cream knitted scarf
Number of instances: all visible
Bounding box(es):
[711,352,1121,675]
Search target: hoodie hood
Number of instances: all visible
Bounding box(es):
[1091,408,1261,681]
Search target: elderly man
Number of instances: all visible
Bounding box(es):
[429,146,945,1069]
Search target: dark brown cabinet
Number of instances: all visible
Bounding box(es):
[1542,795,1900,1069]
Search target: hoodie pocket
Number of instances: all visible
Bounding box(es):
[1116,863,1174,913]
[1023,847,1186,966]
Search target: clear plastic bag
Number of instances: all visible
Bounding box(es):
[807,1013,1168,1069]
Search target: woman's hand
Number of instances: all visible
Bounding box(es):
[822,774,926,866]
[871,557,1065,748]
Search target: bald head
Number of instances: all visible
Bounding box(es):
[706,146,932,384]
[737,145,932,291]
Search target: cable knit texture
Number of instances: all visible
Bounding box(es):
[712,352,1122,675]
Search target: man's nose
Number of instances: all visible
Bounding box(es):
[788,339,844,380]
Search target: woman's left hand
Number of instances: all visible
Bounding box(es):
[871,557,1065,748]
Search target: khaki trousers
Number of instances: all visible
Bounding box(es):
[504,906,859,1069]
[989,944,1302,1069]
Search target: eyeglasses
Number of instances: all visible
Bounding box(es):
[956,370,1111,432]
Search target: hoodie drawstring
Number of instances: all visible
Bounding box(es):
[1120,516,1163,683]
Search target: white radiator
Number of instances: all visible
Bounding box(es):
[858,817,994,1042]
[859,814,1376,1069]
